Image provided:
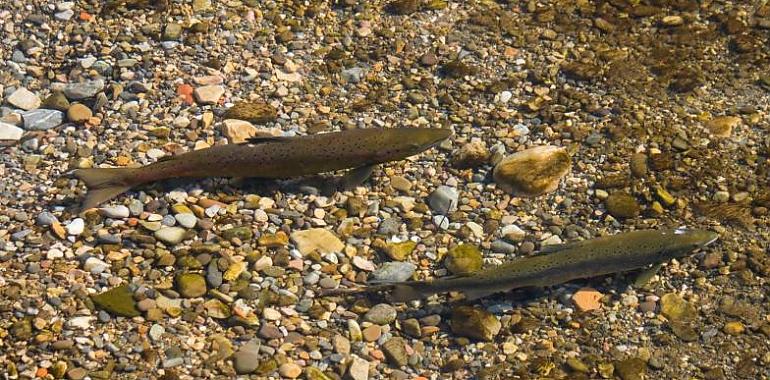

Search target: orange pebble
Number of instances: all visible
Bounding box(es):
[176,84,194,105]
[35,368,48,378]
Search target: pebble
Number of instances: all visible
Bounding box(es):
[176,273,207,298]
[444,244,483,274]
[23,109,64,130]
[194,85,225,105]
[365,304,397,325]
[370,262,416,282]
[660,293,697,322]
[7,87,40,110]
[706,115,740,138]
[347,356,370,380]
[0,122,24,140]
[278,363,302,379]
[65,218,84,235]
[175,213,197,228]
[383,241,416,261]
[605,193,640,219]
[99,205,129,219]
[91,285,140,317]
[493,146,571,197]
[428,185,458,213]
[154,227,187,245]
[65,103,91,123]
[450,306,501,341]
[381,337,409,367]
[83,257,109,274]
[572,288,604,312]
[451,140,489,169]
[63,79,104,100]
[222,119,257,143]
[290,228,344,255]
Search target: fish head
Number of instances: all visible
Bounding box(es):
[657,228,719,259]
[382,128,453,157]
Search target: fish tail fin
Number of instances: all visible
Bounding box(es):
[72,167,139,210]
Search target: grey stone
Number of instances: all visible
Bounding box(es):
[370,262,416,283]
[364,303,397,325]
[7,87,40,110]
[154,227,186,245]
[36,211,57,226]
[341,67,365,83]
[175,213,197,228]
[428,185,458,213]
[232,339,261,374]
[23,109,63,130]
[99,205,130,219]
[0,122,24,140]
[63,79,105,100]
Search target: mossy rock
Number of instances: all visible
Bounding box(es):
[445,244,483,274]
[91,285,140,317]
[176,273,207,298]
[223,101,277,124]
[605,193,640,219]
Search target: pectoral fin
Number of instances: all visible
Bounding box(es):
[633,263,664,287]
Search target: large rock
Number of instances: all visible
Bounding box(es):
[222,119,258,143]
[7,87,40,110]
[63,79,105,100]
[444,244,483,274]
[493,146,571,197]
[91,285,140,317]
[23,109,63,130]
[0,122,24,140]
[223,101,278,124]
[290,228,344,255]
[705,115,740,138]
[450,306,501,341]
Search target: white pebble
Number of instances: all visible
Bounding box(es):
[66,218,84,235]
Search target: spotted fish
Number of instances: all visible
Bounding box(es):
[71,127,452,210]
[323,228,719,302]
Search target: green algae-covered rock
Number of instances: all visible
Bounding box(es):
[91,285,140,317]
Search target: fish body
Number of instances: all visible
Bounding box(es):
[72,128,451,210]
[330,228,719,302]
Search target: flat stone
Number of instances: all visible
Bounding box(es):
[706,115,740,138]
[370,262,416,282]
[572,287,604,312]
[364,303,397,325]
[451,140,489,169]
[23,109,64,130]
[7,87,40,110]
[381,337,408,367]
[99,205,129,219]
[175,213,197,228]
[606,193,640,219]
[278,363,302,379]
[222,101,278,124]
[290,228,344,255]
[222,119,258,143]
[347,356,369,380]
[63,79,104,100]
[91,285,140,317]
[194,85,225,105]
[428,185,458,213]
[232,340,261,373]
[493,146,571,197]
[444,244,483,274]
[0,122,24,140]
[660,293,697,322]
[383,241,416,261]
[154,227,187,245]
[450,306,501,341]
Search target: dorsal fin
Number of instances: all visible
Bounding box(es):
[243,135,288,144]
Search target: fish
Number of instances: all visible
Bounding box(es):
[71,127,452,210]
[322,228,719,302]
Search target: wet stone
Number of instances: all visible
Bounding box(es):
[605,193,641,219]
[450,306,501,341]
[493,146,571,197]
[371,261,416,282]
[63,79,104,100]
[365,303,397,325]
[23,109,63,130]
[444,244,483,274]
[176,273,207,298]
[428,185,458,213]
[382,337,409,367]
[383,241,416,261]
[91,285,140,317]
